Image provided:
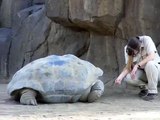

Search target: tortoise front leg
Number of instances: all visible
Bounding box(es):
[20,88,38,105]
[88,80,104,102]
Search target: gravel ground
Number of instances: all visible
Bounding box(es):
[0,84,160,120]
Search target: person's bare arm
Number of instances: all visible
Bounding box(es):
[137,52,155,67]
[115,67,130,85]
[131,52,155,79]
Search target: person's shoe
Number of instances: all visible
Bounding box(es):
[138,89,148,97]
[142,93,158,101]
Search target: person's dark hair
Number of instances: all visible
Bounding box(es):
[126,37,141,56]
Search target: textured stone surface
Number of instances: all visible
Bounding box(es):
[1,0,160,85]
[45,0,72,26]
[0,0,1,4]
[87,35,128,83]
[33,0,45,4]
[47,22,90,57]
[11,0,32,28]
[0,0,12,27]
[0,28,11,79]
[9,6,51,76]
[118,0,160,44]
[46,0,124,35]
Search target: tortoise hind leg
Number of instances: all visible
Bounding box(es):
[88,80,104,102]
[20,88,38,105]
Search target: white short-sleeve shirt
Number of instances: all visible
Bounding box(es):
[124,35,160,66]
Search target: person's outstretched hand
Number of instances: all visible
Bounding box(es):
[115,77,122,85]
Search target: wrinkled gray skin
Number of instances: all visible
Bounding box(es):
[19,80,104,105]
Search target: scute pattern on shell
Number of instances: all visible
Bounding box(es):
[7,54,103,102]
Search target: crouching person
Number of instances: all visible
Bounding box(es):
[115,36,160,101]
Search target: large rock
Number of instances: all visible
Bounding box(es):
[33,0,45,4]
[11,0,32,28]
[46,0,72,26]
[46,0,124,35]
[86,34,127,83]
[0,0,12,27]
[1,0,160,86]
[0,28,11,79]
[0,0,32,27]
[47,22,90,58]
[9,6,51,76]
[45,0,160,84]
[0,0,2,7]
[118,0,160,44]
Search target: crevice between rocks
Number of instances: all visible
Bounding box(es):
[113,0,126,75]
[6,37,12,78]
[75,37,90,58]
[27,20,51,62]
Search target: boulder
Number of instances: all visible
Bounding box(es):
[46,0,124,35]
[0,0,12,27]
[9,6,51,76]
[0,28,11,79]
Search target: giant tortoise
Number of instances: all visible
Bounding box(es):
[7,54,104,105]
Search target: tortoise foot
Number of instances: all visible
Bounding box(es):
[88,90,103,102]
[20,89,37,105]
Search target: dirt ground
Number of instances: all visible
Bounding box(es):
[0,84,160,120]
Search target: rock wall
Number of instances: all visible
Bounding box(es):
[0,0,160,85]
[0,28,11,82]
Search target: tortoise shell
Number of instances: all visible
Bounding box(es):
[7,54,103,102]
